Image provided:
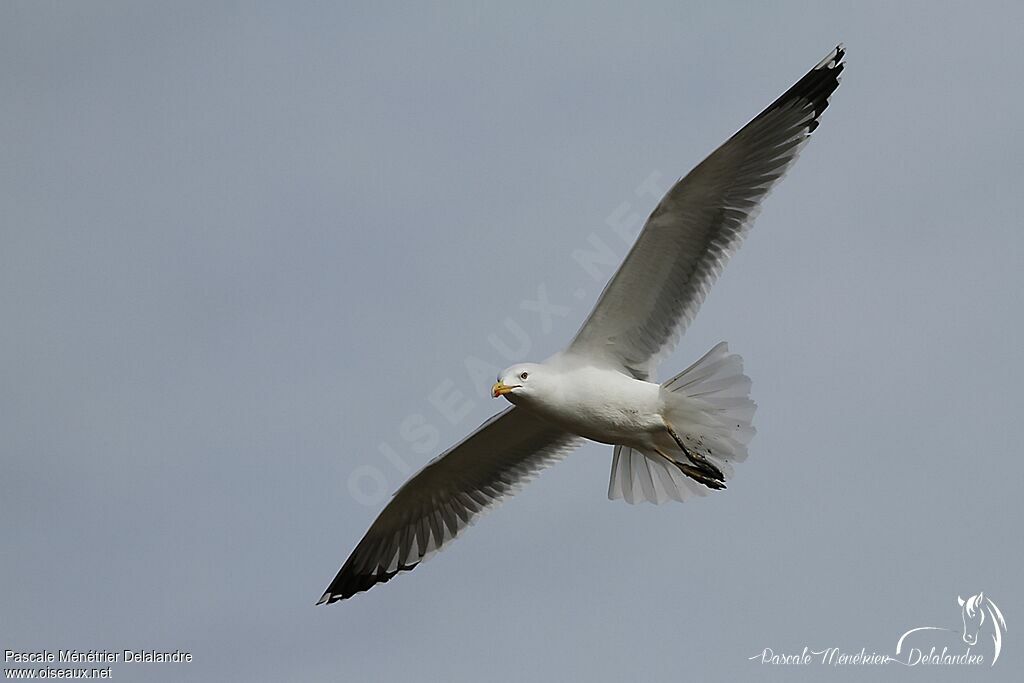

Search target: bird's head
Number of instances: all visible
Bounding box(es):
[492,363,544,404]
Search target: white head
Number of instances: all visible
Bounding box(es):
[492,363,546,405]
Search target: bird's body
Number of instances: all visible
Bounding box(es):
[504,356,667,448]
[319,45,845,604]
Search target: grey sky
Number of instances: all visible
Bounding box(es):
[2,2,1022,681]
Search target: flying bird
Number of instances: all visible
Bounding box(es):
[320,45,845,604]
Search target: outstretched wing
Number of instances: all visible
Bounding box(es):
[319,407,579,603]
[568,45,845,377]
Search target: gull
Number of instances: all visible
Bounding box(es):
[319,45,844,604]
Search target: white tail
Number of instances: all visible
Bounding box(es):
[608,342,756,504]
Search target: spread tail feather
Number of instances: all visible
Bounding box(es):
[608,342,756,504]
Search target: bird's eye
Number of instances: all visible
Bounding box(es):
[519,372,529,381]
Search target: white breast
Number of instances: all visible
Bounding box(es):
[525,363,665,446]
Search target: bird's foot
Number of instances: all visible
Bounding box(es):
[675,463,727,491]
[665,423,725,483]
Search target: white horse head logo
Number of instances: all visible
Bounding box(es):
[958,593,1007,664]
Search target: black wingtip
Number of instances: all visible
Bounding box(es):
[318,559,420,605]
[813,44,846,72]
[757,44,845,135]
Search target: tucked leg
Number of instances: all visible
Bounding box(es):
[652,446,726,491]
[663,421,725,483]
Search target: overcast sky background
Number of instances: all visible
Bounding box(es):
[3,2,1023,681]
